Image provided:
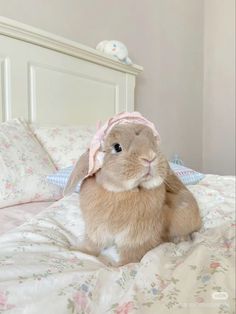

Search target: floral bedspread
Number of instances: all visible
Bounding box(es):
[0,175,235,314]
[0,201,53,235]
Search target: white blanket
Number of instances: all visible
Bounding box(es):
[0,175,235,314]
[0,202,53,235]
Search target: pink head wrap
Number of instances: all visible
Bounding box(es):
[87,111,160,178]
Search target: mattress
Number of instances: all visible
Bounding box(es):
[0,202,53,235]
[0,174,235,313]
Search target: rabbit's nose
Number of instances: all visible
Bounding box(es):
[140,155,157,165]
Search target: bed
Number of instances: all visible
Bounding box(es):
[0,17,235,314]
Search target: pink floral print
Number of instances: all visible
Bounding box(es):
[0,119,62,208]
[210,262,220,269]
[32,125,95,169]
[74,291,87,312]
[0,291,14,310]
[0,291,7,307]
[116,301,134,314]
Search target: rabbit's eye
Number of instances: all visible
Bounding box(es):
[113,44,116,47]
[112,143,122,153]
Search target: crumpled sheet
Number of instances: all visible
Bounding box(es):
[0,202,53,235]
[0,174,235,314]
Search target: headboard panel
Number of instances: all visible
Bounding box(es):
[0,17,142,125]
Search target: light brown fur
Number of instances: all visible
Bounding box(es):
[66,123,201,266]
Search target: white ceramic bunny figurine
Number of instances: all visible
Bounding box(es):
[96,40,132,65]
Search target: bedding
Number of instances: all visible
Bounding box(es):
[31,125,96,169]
[0,119,62,208]
[169,162,205,185]
[0,174,235,314]
[47,165,80,192]
[0,202,53,235]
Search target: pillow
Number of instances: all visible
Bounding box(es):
[47,162,205,192]
[0,119,62,208]
[169,162,205,185]
[31,125,95,170]
[47,166,80,192]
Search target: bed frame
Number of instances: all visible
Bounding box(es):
[0,17,142,125]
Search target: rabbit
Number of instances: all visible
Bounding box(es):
[65,120,201,267]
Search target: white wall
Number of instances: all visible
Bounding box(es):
[203,0,235,175]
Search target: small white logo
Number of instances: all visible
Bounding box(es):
[212,292,228,300]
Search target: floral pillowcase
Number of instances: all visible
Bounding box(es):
[0,119,62,208]
[31,125,96,170]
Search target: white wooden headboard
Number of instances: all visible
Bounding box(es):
[0,17,142,125]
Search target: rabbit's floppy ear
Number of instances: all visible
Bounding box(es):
[63,150,89,196]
